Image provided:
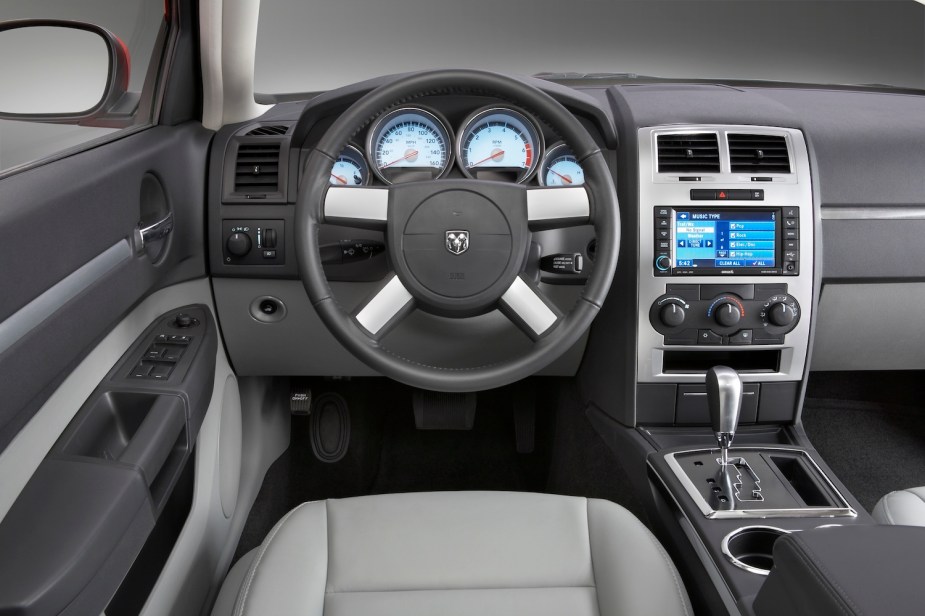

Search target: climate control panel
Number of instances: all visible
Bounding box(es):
[649,283,800,346]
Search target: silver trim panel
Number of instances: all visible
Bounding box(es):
[637,126,815,383]
[324,186,388,222]
[664,447,857,520]
[500,276,558,336]
[0,240,132,357]
[821,206,925,220]
[526,186,590,222]
[355,275,413,335]
[721,526,790,576]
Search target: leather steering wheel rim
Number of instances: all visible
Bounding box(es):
[296,69,620,392]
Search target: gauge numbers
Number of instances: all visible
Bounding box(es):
[367,107,453,184]
[329,144,369,186]
[539,142,585,187]
[458,107,543,183]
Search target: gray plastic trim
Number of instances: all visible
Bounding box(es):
[324,186,388,223]
[0,240,131,357]
[500,276,558,336]
[821,206,925,220]
[526,186,590,222]
[355,275,414,335]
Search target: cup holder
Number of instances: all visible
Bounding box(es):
[722,525,790,575]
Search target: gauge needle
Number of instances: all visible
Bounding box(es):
[381,150,419,169]
[468,149,505,168]
[549,168,573,184]
[331,173,348,185]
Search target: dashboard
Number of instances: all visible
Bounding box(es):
[205,72,925,425]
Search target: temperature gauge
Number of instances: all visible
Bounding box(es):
[539,142,585,187]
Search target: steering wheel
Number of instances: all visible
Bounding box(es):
[296,70,619,392]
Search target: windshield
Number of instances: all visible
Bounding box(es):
[255,0,925,94]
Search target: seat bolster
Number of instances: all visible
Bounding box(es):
[233,501,329,616]
[587,498,691,616]
[873,487,925,526]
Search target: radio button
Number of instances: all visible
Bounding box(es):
[656,217,670,229]
[784,228,800,240]
[690,190,717,200]
[655,254,672,272]
[656,207,671,216]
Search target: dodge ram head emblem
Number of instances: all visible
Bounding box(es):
[445,230,469,255]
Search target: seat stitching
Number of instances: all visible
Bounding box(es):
[323,585,598,595]
[585,498,604,616]
[234,502,311,616]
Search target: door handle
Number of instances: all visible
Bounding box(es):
[133,212,173,253]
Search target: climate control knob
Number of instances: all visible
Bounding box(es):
[226,232,252,257]
[714,303,742,328]
[768,302,796,327]
[659,303,686,328]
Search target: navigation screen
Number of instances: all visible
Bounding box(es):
[674,210,777,269]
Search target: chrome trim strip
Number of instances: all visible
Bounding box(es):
[526,187,590,222]
[500,276,558,335]
[821,206,925,220]
[0,240,132,356]
[664,446,857,519]
[355,275,413,335]
[324,186,388,222]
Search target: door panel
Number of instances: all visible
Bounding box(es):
[0,123,212,452]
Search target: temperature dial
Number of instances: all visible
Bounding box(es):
[659,303,687,328]
[714,303,742,327]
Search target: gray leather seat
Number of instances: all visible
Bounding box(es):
[873,486,925,526]
[213,491,691,616]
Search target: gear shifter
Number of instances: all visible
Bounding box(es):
[707,366,742,465]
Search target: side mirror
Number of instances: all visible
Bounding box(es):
[0,19,132,126]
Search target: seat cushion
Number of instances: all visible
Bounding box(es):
[214,491,690,616]
[873,487,925,526]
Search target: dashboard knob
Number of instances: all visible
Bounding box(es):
[659,303,686,328]
[655,255,671,271]
[714,303,741,327]
[768,302,796,327]
[227,232,252,257]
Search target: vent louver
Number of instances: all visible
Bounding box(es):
[234,143,281,194]
[246,125,288,136]
[657,133,720,173]
[728,134,791,173]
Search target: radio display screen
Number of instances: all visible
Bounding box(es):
[674,209,778,270]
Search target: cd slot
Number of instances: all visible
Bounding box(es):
[663,350,781,373]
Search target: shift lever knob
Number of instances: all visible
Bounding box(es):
[706,366,742,465]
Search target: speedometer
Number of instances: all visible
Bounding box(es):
[367,107,453,184]
[457,107,543,183]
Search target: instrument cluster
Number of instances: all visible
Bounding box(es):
[328,104,585,188]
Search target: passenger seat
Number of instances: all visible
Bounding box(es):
[873,487,925,526]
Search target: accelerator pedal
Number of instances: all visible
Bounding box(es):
[413,390,477,430]
[309,392,351,463]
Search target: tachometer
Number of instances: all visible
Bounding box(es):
[367,107,453,184]
[457,107,543,183]
[538,142,585,187]
[329,144,369,186]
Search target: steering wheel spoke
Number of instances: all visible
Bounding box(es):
[353,273,415,339]
[499,275,563,341]
[324,185,390,228]
[527,186,591,230]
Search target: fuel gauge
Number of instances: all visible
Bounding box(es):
[539,142,585,187]
[330,144,370,186]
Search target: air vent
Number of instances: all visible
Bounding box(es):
[657,133,720,173]
[246,125,288,136]
[728,134,791,173]
[234,143,281,194]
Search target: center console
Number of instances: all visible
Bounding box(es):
[630,127,877,615]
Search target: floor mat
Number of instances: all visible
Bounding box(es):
[802,397,925,513]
